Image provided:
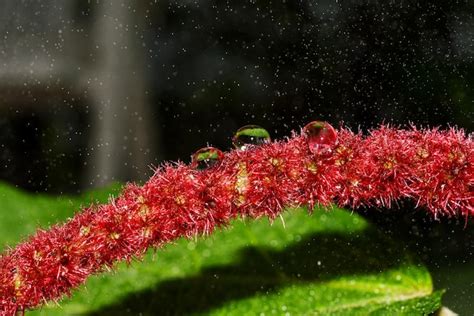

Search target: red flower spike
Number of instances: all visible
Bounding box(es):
[0,125,473,315]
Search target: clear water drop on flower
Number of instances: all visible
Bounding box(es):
[303,121,337,154]
[191,147,224,170]
[232,125,271,150]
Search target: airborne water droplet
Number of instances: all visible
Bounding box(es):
[303,121,337,154]
[232,125,271,150]
[191,147,224,170]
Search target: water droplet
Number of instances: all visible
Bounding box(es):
[303,121,337,154]
[232,125,271,149]
[191,147,223,170]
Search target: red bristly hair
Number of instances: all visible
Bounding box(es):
[0,125,473,315]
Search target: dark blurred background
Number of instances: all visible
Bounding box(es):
[0,1,473,313]
[0,0,472,193]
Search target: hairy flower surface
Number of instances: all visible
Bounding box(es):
[0,125,472,315]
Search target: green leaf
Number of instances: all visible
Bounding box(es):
[0,182,442,315]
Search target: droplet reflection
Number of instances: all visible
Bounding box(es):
[303,121,337,154]
[232,125,271,150]
[191,147,224,170]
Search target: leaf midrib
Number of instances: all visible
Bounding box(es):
[312,289,432,313]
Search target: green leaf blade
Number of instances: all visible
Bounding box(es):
[0,182,442,315]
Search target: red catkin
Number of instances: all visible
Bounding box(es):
[0,125,472,315]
